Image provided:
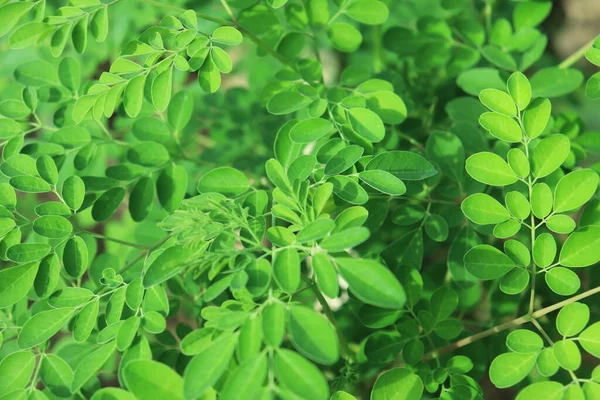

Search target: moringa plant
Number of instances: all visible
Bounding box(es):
[0,0,599,399]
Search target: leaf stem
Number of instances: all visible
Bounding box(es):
[558,37,596,69]
[83,231,148,249]
[416,284,600,363]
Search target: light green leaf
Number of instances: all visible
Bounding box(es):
[33,215,72,239]
[557,302,589,337]
[461,193,510,225]
[489,352,536,388]
[71,342,117,393]
[545,267,580,296]
[464,245,515,280]
[371,368,423,400]
[559,226,600,267]
[506,330,543,353]
[0,351,35,394]
[63,236,88,278]
[531,182,552,219]
[479,88,516,116]
[466,152,518,186]
[579,322,600,357]
[365,151,437,180]
[183,332,237,400]
[61,176,85,210]
[530,67,584,98]
[479,112,522,142]
[507,71,532,111]
[273,247,300,293]
[289,118,333,143]
[553,169,599,213]
[348,108,385,142]
[335,257,405,309]
[123,360,183,400]
[553,340,581,371]
[18,307,75,349]
[533,233,556,268]
[287,305,340,365]
[531,134,570,178]
[197,167,249,196]
[274,349,330,400]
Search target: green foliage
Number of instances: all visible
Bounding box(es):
[0,1,598,399]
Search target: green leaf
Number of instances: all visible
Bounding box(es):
[335,257,405,309]
[0,351,35,394]
[537,348,560,377]
[500,268,530,295]
[18,307,75,349]
[505,191,530,220]
[123,74,146,118]
[92,187,125,221]
[220,355,267,400]
[531,134,570,178]
[297,219,335,243]
[546,214,576,234]
[522,98,551,139]
[516,382,563,400]
[197,167,249,196]
[506,330,543,353]
[466,152,518,186]
[123,360,183,400]
[49,287,93,308]
[0,2,35,37]
[365,91,407,125]
[7,244,51,263]
[530,67,584,98]
[559,226,600,267]
[71,16,88,54]
[545,267,580,296]
[90,6,109,42]
[183,332,237,399]
[557,302,589,337]
[36,155,58,184]
[34,254,60,299]
[151,67,173,112]
[553,169,599,213]
[144,246,192,288]
[479,112,522,142]
[325,145,363,175]
[212,26,243,45]
[198,58,221,93]
[424,214,449,242]
[579,322,600,357]
[461,193,510,224]
[63,236,88,278]
[50,126,91,149]
[129,177,154,222]
[533,233,556,268]
[513,1,552,29]
[289,118,333,143]
[71,342,117,393]
[321,227,370,252]
[359,170,406,196]
[531,183,552,219]
[0,261,38,309]
[274,349,330,400]
[127,142,169,167]
[287,305,340,365]
[366,151,437,180]
[273,247,300,293]
[457,68,506,96]
[168,90,193,131]
[507,71,532,111]
[33,215,72,239]
[553,340,581,371]
[10,22,52,49]
[157,164,187,213]
[267,92,312,115]
[74,300,99,342]
[371,368,423,400]
[10,176,51,193]
[328,176,369,204]
[425,131,465,184]
[464,245,515,280]
[345,0,389,25]
[62,176,85,210]
[479,89,517,116]
[348,108,385,142]
[40,354,73,398]
[430,287,457,322]
[312,255,339,298]
[489,352,536,388]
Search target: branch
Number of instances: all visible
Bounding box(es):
[558,37,596,69]
[416,285,600,363]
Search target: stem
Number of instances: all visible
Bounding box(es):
[417,285,600,363]
[308,279,354,362]
[558,38,596,69]
[116,234,172,274]
[84,231,148,249]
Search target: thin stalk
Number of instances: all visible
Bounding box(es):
[83,231,148,249]
[558,38,596,69]
[416,285,600,363]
